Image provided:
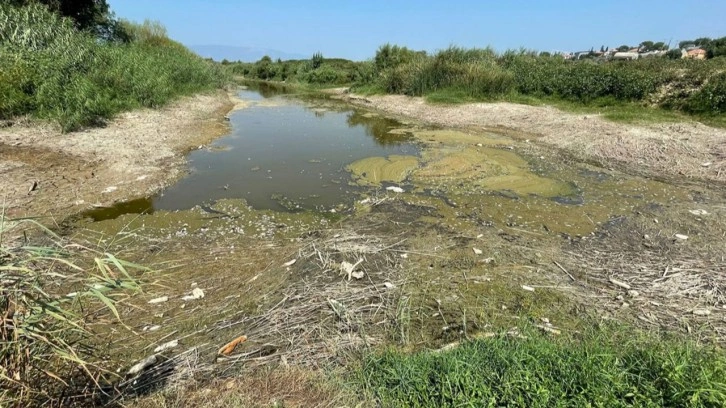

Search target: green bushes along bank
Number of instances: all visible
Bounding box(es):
[0,3,227,131]
[233,42,726,118]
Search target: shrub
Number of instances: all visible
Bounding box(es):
[1,216,145,406]
[0,3,227,131]
[686,72,726,114]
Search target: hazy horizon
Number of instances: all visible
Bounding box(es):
[111,0,725,61]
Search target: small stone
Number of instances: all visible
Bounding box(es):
[383,282,395,289]
[473,248,483,255]
[627,290,639,298]
[385,186,404,193]
[521,285,535,292]
[688,209,709,216]
[148,296,169,304]
[692,309,711,316]
[351,271,365,280]
[674,234,688,240]
[701,162,712,167]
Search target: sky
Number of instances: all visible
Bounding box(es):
[110,0,726,61]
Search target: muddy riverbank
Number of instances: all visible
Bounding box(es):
[0,90,233,219]
[333,91,726,185]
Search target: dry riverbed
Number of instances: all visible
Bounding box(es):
[3,88,725,405]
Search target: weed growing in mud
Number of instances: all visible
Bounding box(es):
[0,213,146,406]
[0,4,228,131]
[357,325,726,407]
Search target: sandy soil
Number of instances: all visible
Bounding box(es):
[335,92,726,184]
[0,90,233,219]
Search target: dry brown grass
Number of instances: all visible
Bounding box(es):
[562,206,726,343]
[129,367,345,408]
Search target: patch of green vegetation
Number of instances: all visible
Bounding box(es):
[237,43,726,125]
[356,326,726,407]
[425,88,482,104]
[1,215,145,406]
[0,4,227,131]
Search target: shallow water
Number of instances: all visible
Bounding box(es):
[155,89,418,213]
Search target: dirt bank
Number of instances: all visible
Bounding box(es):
[335,92,726,184]
[0,90,234,219]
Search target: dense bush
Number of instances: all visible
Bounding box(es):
[0,4,227,131]
[363,44,726,115]
[230,53,366,86]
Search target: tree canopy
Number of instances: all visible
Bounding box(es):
[8,0,118,38]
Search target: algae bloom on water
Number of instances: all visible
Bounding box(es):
[346,155,420,186]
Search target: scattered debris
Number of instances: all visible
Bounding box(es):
[126,355,157,376]
[692,309,711,316]
[701,162,712,167]
[142,325,161,332]
[351,271,365,280]
[536,324,561,335]
[102,186,118,194]
[148,296,169,304]
[218,335,248,356]
[385,186,404,193]
[340,259,364,280]
[521,285,535,292]
[674,234,689,240]
[383,282,395,289]
[609,277,631,290]
[181,287,205,301]
[283,259,297,267]
[154,340,179,353]
[689,209,709,216]
[472,247,483,255]
[27,180,38,194]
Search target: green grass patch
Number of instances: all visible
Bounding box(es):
[356,326,726,407]
[425,88,483,104]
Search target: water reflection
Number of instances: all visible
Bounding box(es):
[346,111,410,146]
[149,88,420,213]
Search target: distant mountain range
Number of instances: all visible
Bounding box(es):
[190,45,307,62]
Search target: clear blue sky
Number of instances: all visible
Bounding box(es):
[110,0,726,60]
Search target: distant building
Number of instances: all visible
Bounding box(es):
[613,52,640,60]
[686,48,707,60]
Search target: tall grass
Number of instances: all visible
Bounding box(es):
[367,45,726,117]
[0,4,228,131]
[357,327,726,407]
[1,212,146,406]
